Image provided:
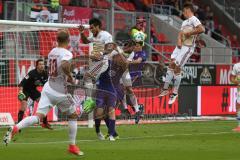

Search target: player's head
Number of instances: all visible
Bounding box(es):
[134,41,144,52]
[36,59,45,72]
[57,30,70,47]
[136,16,145,30]
[123,39,136,53]
[89,18,102,36]
[104,42,117,54]
[183,3,195,18]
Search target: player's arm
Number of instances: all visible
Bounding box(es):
[177,32,183,49]
[184,24,205,37]
[61,60,74,84]
[79,25,91,44]
[230,74,239,85]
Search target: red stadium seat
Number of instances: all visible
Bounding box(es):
[60,0,70,6]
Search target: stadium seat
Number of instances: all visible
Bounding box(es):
[60,0,70,6]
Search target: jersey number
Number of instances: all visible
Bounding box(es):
[49,59,57,77]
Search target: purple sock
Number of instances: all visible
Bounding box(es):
[95,119,101,133]
[108,119,116,136]
[104,117,109,131]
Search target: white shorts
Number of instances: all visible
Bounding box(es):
[121,70,132,87]
[37,82,76,116]
[171,46,194,67]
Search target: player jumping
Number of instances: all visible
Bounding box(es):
[94,44,128,141]
[159,3,205,104]
[121,38,146,124]
[3,30,84,156]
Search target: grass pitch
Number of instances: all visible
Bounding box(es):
[0,120,240,160]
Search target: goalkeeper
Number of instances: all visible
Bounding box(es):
[18,59,52,130]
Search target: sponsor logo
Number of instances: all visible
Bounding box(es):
[200,67,212,84]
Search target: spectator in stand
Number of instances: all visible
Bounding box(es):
[211,24,223,42]
[231,35,240,60]
[224,35,231,47]
[165,0,180,16]
[205,5,214,32]
[195,5,206,22]
[129,16,147,39]
[142,0,153,12]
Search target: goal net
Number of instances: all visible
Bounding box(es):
[0,20,190,128]
[0,20,94,127]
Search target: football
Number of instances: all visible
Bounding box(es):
[132,31,146,42]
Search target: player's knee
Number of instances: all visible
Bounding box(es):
[169,62,176,69]
[108,107,115,119]
[174,66,181,74]
[95,108,104,118]
[35,113,45,122]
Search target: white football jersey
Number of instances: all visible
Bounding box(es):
[87,30,113,44]
[181,16,202,47]
[127,52,135,62]
[232,63,240,76]
[48,47,73,93]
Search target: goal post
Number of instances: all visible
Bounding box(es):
[0,20,94,127]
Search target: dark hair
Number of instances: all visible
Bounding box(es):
[36,59,44,67]
[183,3,195,13]
[135,41,144,46]
[57,30,69,44]
[89,18,102,28]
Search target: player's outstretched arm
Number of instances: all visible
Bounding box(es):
[79,25,91,44]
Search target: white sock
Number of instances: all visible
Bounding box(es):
[84,82,93,100]
[237,110,240,127]
[173,74,182,94]
[68,120,77,145]
[129,93,139,112]
[16,116,39,130]
[163,68,174,90]
[122,94,128,109]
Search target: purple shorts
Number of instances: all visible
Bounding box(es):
[96,89,117,108]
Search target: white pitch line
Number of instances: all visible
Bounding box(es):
[6,131,236,145]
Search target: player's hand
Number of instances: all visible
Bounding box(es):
[83,98,96,113]
[79,25,85,33]
[18,91,26,101]
[90,52,102,60]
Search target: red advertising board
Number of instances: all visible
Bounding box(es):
[0,86,56,122]
[116,88,179,115]
[9,60,36,85]
[216,65,232,85]
[62,6,92,25]
[200,86,236,115]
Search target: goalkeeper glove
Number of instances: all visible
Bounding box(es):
[18,91,26,101]
[83,98,96,113]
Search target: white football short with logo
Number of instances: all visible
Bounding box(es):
[171,45,195,68]
[37,82,76,116]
